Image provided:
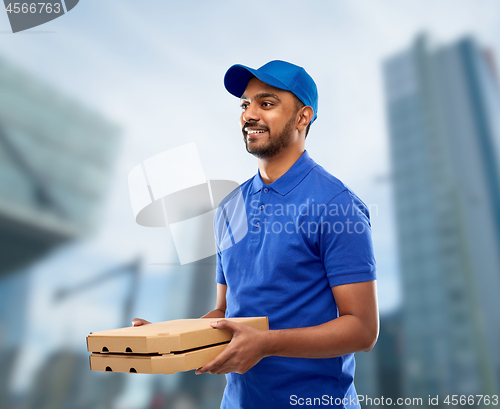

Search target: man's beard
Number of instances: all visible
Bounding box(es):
[243,116,295,159]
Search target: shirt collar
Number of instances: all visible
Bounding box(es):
[250,150,317,196]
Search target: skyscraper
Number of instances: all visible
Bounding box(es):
[383,34,500,399]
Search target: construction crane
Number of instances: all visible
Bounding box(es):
[53,255,142,328]
[27,256,144,409]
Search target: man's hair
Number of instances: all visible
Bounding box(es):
[293,96,312,138]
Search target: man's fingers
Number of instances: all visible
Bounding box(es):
[215,364,237,375]
[132,318,151,326]
[195,348,232,374]
[210,319,241,333]
[196,355,230,374]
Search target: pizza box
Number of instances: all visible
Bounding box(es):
[87,317,268,374]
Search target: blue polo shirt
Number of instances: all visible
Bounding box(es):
[214,150,376,409]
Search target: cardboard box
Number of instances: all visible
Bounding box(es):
[87,317,268,374]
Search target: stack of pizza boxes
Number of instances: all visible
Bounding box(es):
[87,317,269,374]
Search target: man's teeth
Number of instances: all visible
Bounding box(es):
[247,129,266,134]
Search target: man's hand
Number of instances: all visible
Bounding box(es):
[132,318,151,326]
[195,320,268,375]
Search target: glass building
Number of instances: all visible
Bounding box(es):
[383,35,500,400]
[0,56,120,277]
[0,55,120,408]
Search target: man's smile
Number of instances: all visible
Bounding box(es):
[243,126,269,140]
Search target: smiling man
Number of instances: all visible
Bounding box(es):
[194,60,379,408]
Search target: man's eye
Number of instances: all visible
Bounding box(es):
[240,103,249,110]
[262,102,273,107]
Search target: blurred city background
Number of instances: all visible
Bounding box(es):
[0,1,499,408]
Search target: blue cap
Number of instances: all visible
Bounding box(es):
[224,60,318,123]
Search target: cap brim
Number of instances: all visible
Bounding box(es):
[224,64,291,98]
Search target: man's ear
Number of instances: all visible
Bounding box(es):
[297,106,314,132]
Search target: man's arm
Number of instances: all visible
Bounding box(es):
[201,283,227,319]
[266,280,379,357]
[196,280,378,375]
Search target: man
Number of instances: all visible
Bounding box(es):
[135,60,378,408]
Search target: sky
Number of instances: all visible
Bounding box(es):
[1,0,499,403]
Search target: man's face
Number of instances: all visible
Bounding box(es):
[240,77,300,159]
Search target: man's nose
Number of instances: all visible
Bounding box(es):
[242,104,260,123]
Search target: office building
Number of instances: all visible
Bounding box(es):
[383,35,500,399]
[0,55,120,408]
[0,56,120,277]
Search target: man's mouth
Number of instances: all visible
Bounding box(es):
[244,127,268,137]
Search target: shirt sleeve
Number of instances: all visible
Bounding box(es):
[216,249,226,285]
[214,206,227,285]
[317,189,377,287]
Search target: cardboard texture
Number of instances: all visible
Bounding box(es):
[87,317,268,374]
